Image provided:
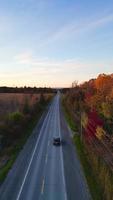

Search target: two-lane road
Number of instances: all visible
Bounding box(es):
[0,94,91,200]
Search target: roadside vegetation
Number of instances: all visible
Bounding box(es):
[62,99,103,200]
[0,90,54,183]
[62,73,113,200]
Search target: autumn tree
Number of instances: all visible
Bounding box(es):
[95,74,113,97]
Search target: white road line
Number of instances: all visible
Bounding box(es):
[16,103,53,200]
[39,99,57,199]
[41,179,45,195]
[45,154,48,164]
[57,95,68,200]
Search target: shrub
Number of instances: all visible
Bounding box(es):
[7,112,24,124]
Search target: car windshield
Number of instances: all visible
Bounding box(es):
[54,137,60,141]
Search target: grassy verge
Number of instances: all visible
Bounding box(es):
[0,101,50,183]
[73,135,103,200]
[62,100,78,132]
[62,98,103,200]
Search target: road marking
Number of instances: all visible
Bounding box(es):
[45,154,48,164]
[57,95,68,200]
[16,102,54,200]
[41,179,45,194]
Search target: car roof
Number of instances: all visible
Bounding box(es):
[54,137,60,140]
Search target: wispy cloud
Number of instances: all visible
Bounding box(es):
[14,51,113,77]
[0,51,112,87]
[39,13,113,47]
[14,52,80,72]
[14,52,33,64]
[81,13,113,31]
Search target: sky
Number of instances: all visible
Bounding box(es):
[0,0,113,87]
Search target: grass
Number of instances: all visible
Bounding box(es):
[62,100,78,132]
[0,157,15,183]
[0,93,41,116]
[62,98,104,200]
[73,135,103,200]
[0,101,50,183]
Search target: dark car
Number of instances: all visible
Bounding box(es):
[53,137,61,146]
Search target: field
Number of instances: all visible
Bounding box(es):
[0,92,53,182]
[0,93,53,116]
[0,93,40,116]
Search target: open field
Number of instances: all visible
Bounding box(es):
[0,93,53,117]
[0,93,41,115]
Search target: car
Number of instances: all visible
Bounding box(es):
[53,137,61,146]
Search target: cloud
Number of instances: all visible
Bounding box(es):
[14,52,33,64]
[14,52,80,73]
[38,13,113,47]
[81,13,113,31]
[1,52,113,87]
[14,52,113,78]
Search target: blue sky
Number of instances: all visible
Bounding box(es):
[0,0,113,87]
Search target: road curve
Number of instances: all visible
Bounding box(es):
[0,94,91,200]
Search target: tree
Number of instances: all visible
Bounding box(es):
[95,74,113,97]
[96,126,106,140]
[101,102,111,119]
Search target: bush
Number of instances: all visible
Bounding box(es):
[7,112,24,124]
[85,143,113,200]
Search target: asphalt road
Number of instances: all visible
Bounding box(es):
[0,94,91,200]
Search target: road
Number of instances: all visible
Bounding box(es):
[0,94,91,200]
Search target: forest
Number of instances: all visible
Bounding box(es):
[63,73,113,200]
[64,73,113,136]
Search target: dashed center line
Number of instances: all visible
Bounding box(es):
[41,179,45,195]
[45,154,48,164]
[41,141,49,195]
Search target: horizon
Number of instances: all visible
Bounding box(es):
[0,72,112,88]
[0,0,113,87]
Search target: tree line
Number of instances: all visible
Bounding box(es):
[0,86,56,94]
[64,73,113,135]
